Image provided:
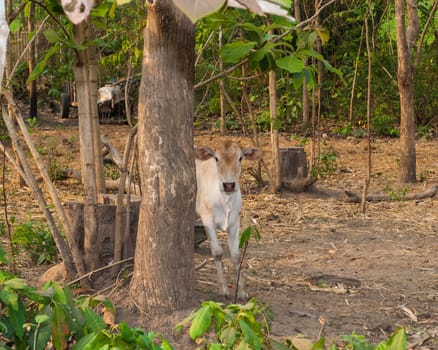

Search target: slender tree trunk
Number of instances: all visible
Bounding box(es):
[349,24,364,123]
[269,62,280,192]
[27,1,37,118]
[130,0,196,315]
[4,0,24,186]
[218,27,226,134]
[395,0,418,183]
[73,20,100,271]
[294,0,310,129]
[86,18,105,193]
[362,10,372,214]
[0,0,9,90]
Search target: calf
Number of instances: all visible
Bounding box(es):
[194,140,263,299]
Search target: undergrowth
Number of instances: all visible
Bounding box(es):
[0,268,408,350]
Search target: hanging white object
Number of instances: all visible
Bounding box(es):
[61,0,94,24]
[172,0,294,23]
[228,0,295,21]
[0,0,9,91]
[172,0,226,23]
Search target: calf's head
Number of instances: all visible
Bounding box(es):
[195,140,263,193]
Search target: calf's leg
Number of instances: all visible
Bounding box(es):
[203,220,230,297]
[228,220,247,300]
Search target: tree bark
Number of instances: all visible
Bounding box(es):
[86,18,106,194]
[73,20,100,271]
[294,0,310,129]
[395,0,418,183]
[27,1,37,118]
[269,66,280,192]
[218,27,226,134]
[130,0,196,315]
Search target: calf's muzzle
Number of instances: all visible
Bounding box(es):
[223,182,236,192]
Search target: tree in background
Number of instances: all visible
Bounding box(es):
[395,0,437,183]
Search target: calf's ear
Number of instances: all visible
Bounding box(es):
[243,147,263,161]
[194,146,215,161]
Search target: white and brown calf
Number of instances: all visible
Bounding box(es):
[194,140,263,299]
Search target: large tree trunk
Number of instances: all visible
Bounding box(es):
[130,0,196,315]
[395,0,418,183]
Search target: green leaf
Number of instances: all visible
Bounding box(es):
[273,118,282,130]
[35,314,50,324]
[276,55,304,73]
[189,304,212,339]
[43,29,62,44]
[387,328,407,350]
[239,319,262,350]
[219,326,237,348]
[27,45,59,83]
[52,304,69,350]
[221,41,257,63]
[174,310,196,333]
[236,339,251,350]
[31,322,53,350]
[312,336,326,349]
[91,1,111,17]
[53,283,68,304]
[8,295,25,340]
[239,227,252,248]
[84,307,107,333]
[119,321,135,342]
[317,27,330,45]
[161,337,174,350]
[70,333,100,350]
[3,278,27,290]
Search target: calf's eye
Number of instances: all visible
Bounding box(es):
[215,156,219,162]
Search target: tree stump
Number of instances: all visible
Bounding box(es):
[64,194,140,267]
[64,194,207,268]
[280,147,310,192]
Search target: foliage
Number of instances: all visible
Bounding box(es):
[384,185,410,201]
[416,124,433,140]
[341,329,407,350]
[194,6,342,131]
[371,114,400,137]
[0,272,171,350]
[175,298,408,349]
[175,298,278,349]
[312,142,338,178]
[10,221,57,265]
[333,122,365,138]
[0,268,409,350]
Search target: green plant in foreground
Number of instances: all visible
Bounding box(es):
[175,298,276,349]
[0,268,409,350]
[0,270,171,350]
[175,298,408,349]
[341,329,407,350]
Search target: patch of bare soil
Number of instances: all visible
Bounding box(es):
[3,115,438,348]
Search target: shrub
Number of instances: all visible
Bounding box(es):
[11,221,57,265]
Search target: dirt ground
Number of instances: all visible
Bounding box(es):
[3,116,438,349]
